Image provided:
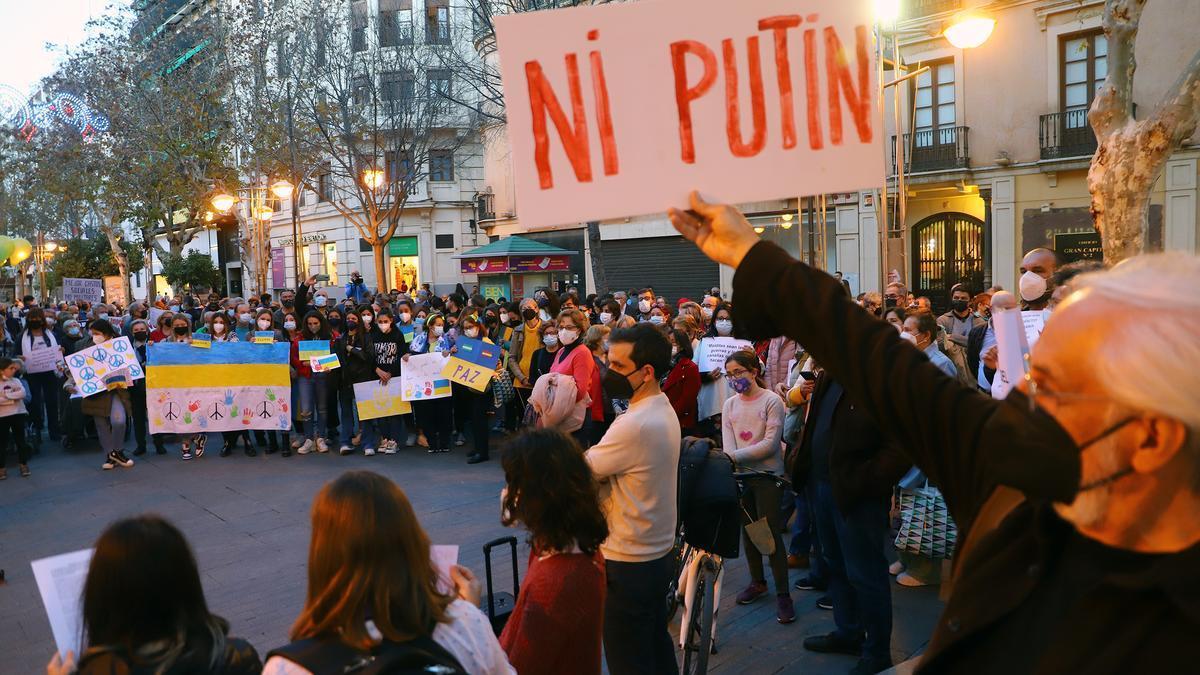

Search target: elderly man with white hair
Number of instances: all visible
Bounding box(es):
[670,192,1199,674]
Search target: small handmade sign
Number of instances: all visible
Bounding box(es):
[401,353,452,401]
[310,353,340,372]
[190,335,211,349]
[441,336,499,393]
[66,336,143,398]
[253,331,275,344]
[353,379,414,420]
[298,340,330,360]
[400,324,416,344]
[147,342,292,433]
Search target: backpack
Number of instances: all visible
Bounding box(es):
[267,635,467,675]
[677,437,741,558]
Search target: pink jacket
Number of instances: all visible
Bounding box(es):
[529,372,590,433]
[764,337,798,391]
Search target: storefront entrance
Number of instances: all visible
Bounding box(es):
[911,212,985,314]
[386,236,420,293]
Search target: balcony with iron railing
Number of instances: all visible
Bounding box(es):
[1039,110,1098,160]
[892,126,970,174]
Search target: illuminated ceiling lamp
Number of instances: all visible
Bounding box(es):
[753,225,766,234]
[270,179,295,200]
[780,213,794,230]
[943,10,996,49]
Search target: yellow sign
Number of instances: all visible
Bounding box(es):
[353,380,413,420]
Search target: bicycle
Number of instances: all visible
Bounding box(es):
[670,465,792,675]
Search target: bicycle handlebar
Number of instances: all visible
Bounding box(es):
[733,467,793,488]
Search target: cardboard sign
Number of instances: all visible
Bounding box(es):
[23,341,65,375]
[353,379,414,420]
[62,277,103,304]
[103,275,127,303]
[253,331,276,344]
[697,336,754,373]
[66,336,143,397]
[442,336,500,392]
[494,0,882,228]
[298,340,330,360]
[310,353,341,372]
[190,335,211,349]
[401,352,453,401]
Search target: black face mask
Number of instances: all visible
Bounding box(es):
[133,332,148,341]
[603,365,646,400]
[173,326,188,336]
[329,318,343,330]
[346,320,359,331]
[521,308,537,322]
[951,300,969,313]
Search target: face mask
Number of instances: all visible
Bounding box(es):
[1019,270,1049,302]
[415,317,425,328]
[535,296,549,308]
[362,314,373,325]
[715,319,733,336]
[649,315,664,325]
[522,308,537,322]
[133,331,148,342]
[283,320,296,330]
[638,299,652,314]
[432,325,444,337]
[899,330,917,344]
[376,321,392,333]
[314,296,328,307]
[542,334,558,347]
[400,312,412,323]
[558,328,579,345]
[729,377,753,394]
[257,319,273,330]
[329,318,343,329]
[599,312,613,325]
[346,319,359,330]
[91,333,106,344]
[169,305,180,312]
[603,366,644,399]
[67,328,81,337]
[671,346,678,357]
[173,326,188,336]
[702,307,714,319]
[98,313,109,321]
[951,300,969,313]
[496,312,506,324]
[212,323,226,334]
[465,327,480,339]
[237,313,251,323]
[46,317,56,326]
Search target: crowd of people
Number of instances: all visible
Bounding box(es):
[15,194,1200,675]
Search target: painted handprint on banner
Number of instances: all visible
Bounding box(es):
[265,389,276,401]
[225,390,235,405]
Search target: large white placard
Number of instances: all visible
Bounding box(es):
[991,308,1031,400]
[697,336,755,373]
[66,336,143,398]
[495,0,882,228]
[22,340,64,375]
[400,352,453,401]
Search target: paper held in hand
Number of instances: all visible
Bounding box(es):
[697,337,754,373]
[31,548,94,659]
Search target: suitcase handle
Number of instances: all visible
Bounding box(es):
[482,536,519,620]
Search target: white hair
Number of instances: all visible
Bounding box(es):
[1073,252,1200,432]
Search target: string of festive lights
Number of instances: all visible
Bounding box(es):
[0,84,110,142]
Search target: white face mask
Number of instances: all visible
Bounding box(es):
[715,319,733,336]
[257,319,273,330]
[283,320,296,330]
[432,325,445,337]
[499,313,509,324]
[211,323,226,334]
[638,299,652,314]
[599,312,612,325]
[649,315,664,325]
[702,306,714,319]
[239,313,252,323]
[465,327,480,339]
[558,328,579,345]
[543,334,559,347]
[314,296,328,307]
[899,331,917,344]
[1019,270,1049,302]
[362,314,373,324]
[400,312,412,323]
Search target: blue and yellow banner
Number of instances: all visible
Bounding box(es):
[298,340,330,360]
[147,342,291,433]
[441,337,499,392]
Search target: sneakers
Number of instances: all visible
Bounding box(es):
[794,576,827,591]
[363,447,376,457]
[787,553,809,569]
[777,595,796,624]
[736,581,768,605]
[181,445,193,461]
[888,561,905,576]
[296,439,315,455]
[19,463,30,478]
[454,433,466,447]
[816,595,834,611]
[417,434,429,448]
[466,453,489,464]
[406,433,417,446]
[103,450,134,470]
[339,445,353,456]
[316,438,330,453]
[802,632,863,656]
[194,435,207,458]
[381,441,398,455]
[896,572,930,587]
[438,446,451,454]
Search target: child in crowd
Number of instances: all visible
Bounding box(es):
[0,357,33,479]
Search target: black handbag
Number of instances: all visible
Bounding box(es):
[677,437,741,559]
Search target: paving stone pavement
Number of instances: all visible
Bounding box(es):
[0,436,943,674]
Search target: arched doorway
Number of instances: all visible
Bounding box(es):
[911,212,985,314]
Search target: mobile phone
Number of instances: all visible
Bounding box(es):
[799,371,816,381]
[314,274,330,282]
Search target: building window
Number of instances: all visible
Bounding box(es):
[429,150,454,182]
[1061,30,1107,128]
[381,71,414,103]
[317,163,334,202]
[913,59,955,147]
[352,76,371,106]
[379,0,413,46]
[428,69,451,99]
[351,0,368,52]
[386,149,412,184]
[435,233,455,249]
[426,1,450,45]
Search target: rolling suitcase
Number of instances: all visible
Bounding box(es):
[481,536,520,636]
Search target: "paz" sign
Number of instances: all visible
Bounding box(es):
[495,0,882,229]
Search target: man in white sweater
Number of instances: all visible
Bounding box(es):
[586,323,681,675]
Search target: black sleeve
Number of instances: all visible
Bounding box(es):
[731,242,1079,524]
[295,282,312,319]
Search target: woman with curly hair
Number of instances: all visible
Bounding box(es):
[498,429,609,675]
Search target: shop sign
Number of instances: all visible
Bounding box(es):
[510,255,570,272]
[460,257,511,274]
[275,233,327,247]
[388,236,420,257]
[1054,231,1102,262]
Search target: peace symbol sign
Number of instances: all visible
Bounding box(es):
[70,355,86,368]
[82,381,98,394]
[108,354,123,369]
[113,340,128,353]
[92,348,109,362]
[80,366,96,380]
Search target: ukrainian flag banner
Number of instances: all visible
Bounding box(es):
[147,342,292,434]
[441,336,500,393]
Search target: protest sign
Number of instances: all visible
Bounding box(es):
[62,277,103,304]
[190,335,211,349]
[353,379,414,420]
[147,343,292,433]
[400,324,416,344]
[310,353,340,372]
[66,336,143,397]
[990,308,1030,400]
[1022,310,1047,348]
[23,341,65,375]
[442,337,500,392]
[697,336,755,373]
[298,340,330,360]
[401,353,453,401]
[253,331,275,344]
[31,548,94,659]
[103,275,127,303]
[494,0,881,228]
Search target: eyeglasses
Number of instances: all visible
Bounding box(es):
[726,368,751,378]
[1022,354,1111,412]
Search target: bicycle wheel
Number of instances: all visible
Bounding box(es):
[665,537,687,622]
[681,557,717,675]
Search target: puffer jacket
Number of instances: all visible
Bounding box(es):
[528,371,589,433]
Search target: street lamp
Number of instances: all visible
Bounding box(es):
[270,179,295,200]
[362,168,385,190]
[780,213,794,230]
[944,11,996,49]
[211,192,237,213]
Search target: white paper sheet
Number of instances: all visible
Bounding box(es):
[431,544,459,596]
[31,548,94,659]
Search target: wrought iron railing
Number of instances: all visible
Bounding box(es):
[892,126,970,173]
[1039,110,1098,160]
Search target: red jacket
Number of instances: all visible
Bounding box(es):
[662,356,701,430]
[500,550,605,675]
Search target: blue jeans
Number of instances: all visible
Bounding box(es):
[810,479,893,663]
[339,388,358,445]
[296,373,329,440]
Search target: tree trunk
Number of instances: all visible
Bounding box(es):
[1087,121,1157,262]
[586,221,606,294]
[372,241,387,294]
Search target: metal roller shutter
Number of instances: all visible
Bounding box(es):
[600,236,719,302]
